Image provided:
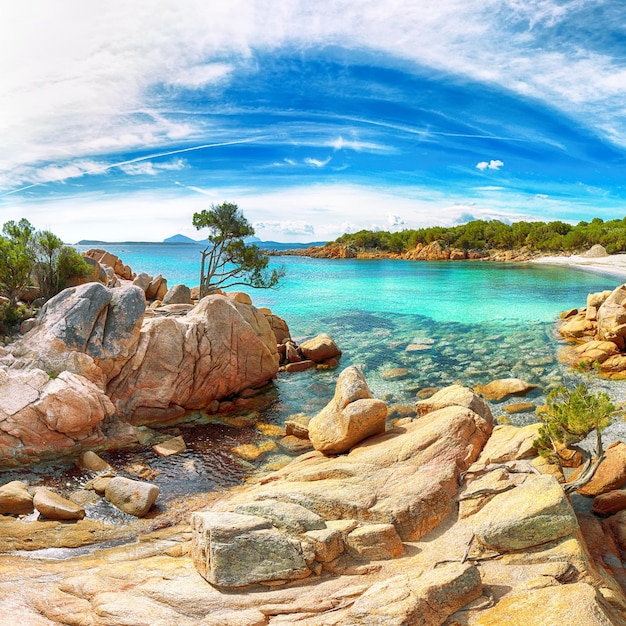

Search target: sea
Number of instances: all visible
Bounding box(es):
[5,242,625,514]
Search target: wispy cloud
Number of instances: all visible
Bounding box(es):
[304,157,332,168]
[476,160,504,171]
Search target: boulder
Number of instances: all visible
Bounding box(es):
[571,441,626,496]
[0,480,34,515]
[299,333,341,363]
[161,284,192,305]
[381,367,410,381]
[345,523,404,560]
[145,274,165,300]
[308,366,387,455]
[152,436,186,457]
[264,313,290,344]
[301,527,344,562]
[471,475,578,551]
[583,244,609,258]
[592,490,626,516]
[78,450,112,472]
[105,477,159,517]
[12,282,146,383]
[33,487,86,520]
[233,499,326,534]
[132,272,152,293]
[474,377,537,401]
[106,295,279,423]
[416,383,493,423]
[190,511,309,587]
[346,562,482,625]
[476,423,541,464]
[597,284,626,349]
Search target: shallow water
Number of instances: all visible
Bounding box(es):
[4,245,626,531]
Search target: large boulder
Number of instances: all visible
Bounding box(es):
[11,282,146,384]
[299,333,341,363]
[190,511,310,587]
[597,284,626,349]
[106,294,280,423]
[308,366,387,454]
[161,284,192,305]
[570,441,626,496]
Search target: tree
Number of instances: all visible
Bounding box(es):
[533,382,615,493]
[192,202,285,297]
[0,218,36,305]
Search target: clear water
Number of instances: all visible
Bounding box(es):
[7,244,623,522]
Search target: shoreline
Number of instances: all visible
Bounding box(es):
[531,253,626,280]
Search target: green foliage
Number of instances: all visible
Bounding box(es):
[534,384,614,459]
[193,202,285,296]
[327,216,626,255]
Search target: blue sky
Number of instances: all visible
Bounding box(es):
[2,1,626,243]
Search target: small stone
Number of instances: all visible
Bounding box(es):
[415,387,439,399]
[285,420,310,439]
[152,436,186,457]
[33,487,86,521]
[0,481,34,515]
[105,477,159,517]
[231,441,277,461]
[504,402,536,414]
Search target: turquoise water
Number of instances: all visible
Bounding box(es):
[77,243,624,422]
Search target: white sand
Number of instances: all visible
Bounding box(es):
[532,253,626,279]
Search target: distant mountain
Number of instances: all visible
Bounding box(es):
[162,235,326,250]
[163,234,203,244]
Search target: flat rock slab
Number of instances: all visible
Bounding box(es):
[234,499,326,534]
[152,436,186,457]
[33,487,86,521]
[474,378,537,401]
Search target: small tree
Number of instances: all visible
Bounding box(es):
[192,202,284,296]
[534,383,615,493]
[0,218,36,305]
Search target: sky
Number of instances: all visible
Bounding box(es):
[2,1,626,243]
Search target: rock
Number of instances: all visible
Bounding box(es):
[145,274,165,300]
[107,294,279,423]
[583,244,609,258]
[264,313,290,344]
[298,333,341,363]
[190,511,309,587]
[152,436,186,457]
[560,316,595,340]
[471,475,578,551]
[285,420,309,439]
[233,500,326,534]
[346,562,482,625]
[199,609,267,626]
[161,284,192,305]
[278,435,314,454]
[592,490,626,515]
[132,272,152,293]
[78,450,112,472]
[19,318,37,334]
[477,423,541,464]
[83,474,114,495]
[346,523,404,560]
[564,340,620,367]
[228,291,252,305]
[408,240,452,260]
[380,367,410,380]
[285,342,301,363]
[597,284,626,349]
[0,481,34,515]
[416,383,493,423]
[474,377,537,401]
[301,527,344,562]
[104,477,159,517]
[282,360,315,373]
[229,390,492,542]
[571,441,626,496]
[33,487,86,520]
[308,366,387,455]
[473,583,616,626]
[504,402,536,414]
[12,282,146,383]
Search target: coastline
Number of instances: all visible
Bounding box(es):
[531,253,626,280]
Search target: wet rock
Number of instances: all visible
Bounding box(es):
[472,475,578,552]
[474,377,537,401]
[161,284,192,305]
[0,480,34,515]
[78,450,112,472]
[571,441,626,496]
[504,402,536,414]
[278,435,314,454]
[597,284,626,350]
[190,511,309,587]
[380,367,410,380]
[233,500,326,533]
[152,436,186,457]
[346,562,482,626]
[308,366,387,455]
[299,333,341,363]
[282,360,315,372]
[83,473,115,495]
[33,487,86,521]
[346,523,404,560]
[592,490,626,516]
[105,477,159,517]
[284,420,309,439]
[231,441,277,461]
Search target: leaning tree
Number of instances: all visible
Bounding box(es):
[192,202,284,297]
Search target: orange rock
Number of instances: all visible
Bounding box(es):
[592,490,626,515]
[571,441,626,496]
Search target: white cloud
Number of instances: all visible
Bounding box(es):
[253,220,315,236]
[118,158,186,176]
[476,159,504,171]
[167,63,233,88]
[305,157,332,168]
[387,214,405,227]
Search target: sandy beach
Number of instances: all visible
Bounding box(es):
[532,253,626,280]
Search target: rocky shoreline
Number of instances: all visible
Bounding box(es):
[2,249,626,624]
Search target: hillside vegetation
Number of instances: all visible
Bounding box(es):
[330,217,626,255]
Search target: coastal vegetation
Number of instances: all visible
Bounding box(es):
[192,202,285,296]
[330,216,626,255]
[0,218,90,333]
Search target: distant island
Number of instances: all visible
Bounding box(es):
[77,234,327,251]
